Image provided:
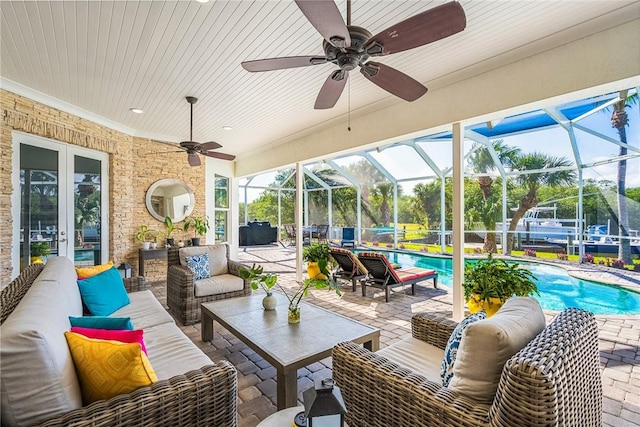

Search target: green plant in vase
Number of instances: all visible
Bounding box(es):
[239,264,279,310]
[164,216,176,247]
[239,260,341,323]
[30,242,51,264]
[183,216,210,246]
[135,225,156,250]
[302,242,330,279]
[462,253,538,317]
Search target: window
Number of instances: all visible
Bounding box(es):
[214,175,229,242]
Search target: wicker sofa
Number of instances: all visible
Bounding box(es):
[167,244,251,325]
[1,257,237,427]
[333,300,602,427]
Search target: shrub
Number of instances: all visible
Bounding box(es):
[399,243,406,249]
[611,259,625,269]
[473,247,483,254]
[420,246,427,252]
[386,243,393,248]
[556,252,568,260]
[524,248,537,257]
[372,240,379,247]
[582,253,594,263]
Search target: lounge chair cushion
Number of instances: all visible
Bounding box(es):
[179,245,228,276]
[110,290,175,330]
[448,297,546,404]
[440,310,487,387]
[330,248,368,274]
[377,336,444,383]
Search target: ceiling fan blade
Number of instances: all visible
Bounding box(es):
[360,62,427,102]
[188,153,201,167]
[315,70,348,110]
[202,151,236,161]
[294,0,351,48]
[365,2,466,56]
[197,141,222,151]
[242,56,327,72]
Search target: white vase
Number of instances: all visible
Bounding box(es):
[150,242,157,249]
[178,241,185,247]
[142,241,151,250]
[262,294,277,311]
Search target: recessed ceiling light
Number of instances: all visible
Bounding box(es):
[222,126,233,131]
[195,0,209,3]
[129,108,144,114]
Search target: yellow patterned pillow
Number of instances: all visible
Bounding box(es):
[76,261,114,279]
[64,331,158,404]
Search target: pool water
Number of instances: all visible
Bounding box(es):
[355,250,640,315]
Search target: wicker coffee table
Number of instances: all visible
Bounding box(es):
[201,293,380,410]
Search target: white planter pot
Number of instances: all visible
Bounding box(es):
[262,294,277,311]
[142,241,151,250]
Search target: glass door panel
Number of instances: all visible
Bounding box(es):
[74,156,102,267]
[20,144,62,268]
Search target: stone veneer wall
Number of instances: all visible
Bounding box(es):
[1,89,207,284]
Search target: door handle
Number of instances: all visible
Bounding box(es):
[59,238,67,243]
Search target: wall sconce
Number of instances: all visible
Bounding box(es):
[294,378,346,426]
[117,262,132,279]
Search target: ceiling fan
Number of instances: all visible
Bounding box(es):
[177,96,235,166]
[241,0,466,109]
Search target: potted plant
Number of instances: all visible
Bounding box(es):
[30,242,51,264]
[135,225,156,250]
[183,216,210,246]
[164,216,176,247]
[239,260,341,323]
[463,254,538,317]
[303,242,330,279]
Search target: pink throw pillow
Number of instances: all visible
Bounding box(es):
[70,326,147,354]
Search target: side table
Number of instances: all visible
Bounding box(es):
[138,248,167,277]
[257,407,304,427]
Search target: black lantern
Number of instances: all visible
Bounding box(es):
[117,262,132,279]
[295,378,346,427]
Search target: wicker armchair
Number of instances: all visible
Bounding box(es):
[333,308,602,427]
[167,245,251,325]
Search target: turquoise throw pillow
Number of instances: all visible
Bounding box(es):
[77,267,131,316]
[185,253,210,281]
[69,316,134,330]
[440,310,487,387]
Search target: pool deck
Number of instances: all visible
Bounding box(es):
[151,245,640,427]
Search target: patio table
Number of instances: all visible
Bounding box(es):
[201,293,380,410]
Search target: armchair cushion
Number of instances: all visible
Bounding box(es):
[194,274,245,297]
[440,310,486,387]
[376,336,444,382]
[449,297,545,404]
[185,253,210,280]
[179,245,228,276]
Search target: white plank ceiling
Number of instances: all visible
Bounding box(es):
[2,0,639,160]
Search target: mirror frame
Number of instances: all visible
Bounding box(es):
[145,178,195,222]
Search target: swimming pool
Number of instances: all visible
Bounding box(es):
[355,250,640,315]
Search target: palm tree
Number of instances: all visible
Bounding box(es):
[467,140,520,252]
[609,90,637,263]
[506,153,576,253]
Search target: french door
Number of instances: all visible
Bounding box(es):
[11,132,109,275]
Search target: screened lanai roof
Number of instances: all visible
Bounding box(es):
[240,88,639,191]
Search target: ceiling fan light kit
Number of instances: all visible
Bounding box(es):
[241,0,466,109]
[177,96,235,166]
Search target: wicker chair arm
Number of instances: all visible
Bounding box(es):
[123,276,146,293]
[411,312,458,350]
[37,362,238,427]
[227,260,251,291]
[333,342,490,427]
[168,264,194,284]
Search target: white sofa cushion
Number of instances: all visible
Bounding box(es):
[194,274,245,297]
[448,297,546,404]
[1,257,83,427]
[144,322,213,380]
[110,290,175,330]
[376,336,444,383]
[179,245,228,276]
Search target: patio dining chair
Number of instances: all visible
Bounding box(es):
[357,252,438,302]
[316,224,329,243]
[341,227,355,247]
[330,247,368,292]
[284,224,296,246]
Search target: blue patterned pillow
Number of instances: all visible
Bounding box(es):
[441,310,487,387]
[185,253,210,281]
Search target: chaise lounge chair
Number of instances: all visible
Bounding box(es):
[357,252,438,302]
[330,247,368,292]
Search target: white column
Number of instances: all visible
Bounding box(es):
[295,163,304,282]
[356,187,362,245]
[440,178,446,253]
[452,122,465,322]
[328,189,333,242]
[393,183,398,247]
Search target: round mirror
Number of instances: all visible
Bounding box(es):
[145,179,195,223]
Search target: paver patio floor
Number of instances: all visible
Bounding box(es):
[150,245,640,427]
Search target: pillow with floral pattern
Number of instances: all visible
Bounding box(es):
[185,253,210,281]
[441,310,487,387]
